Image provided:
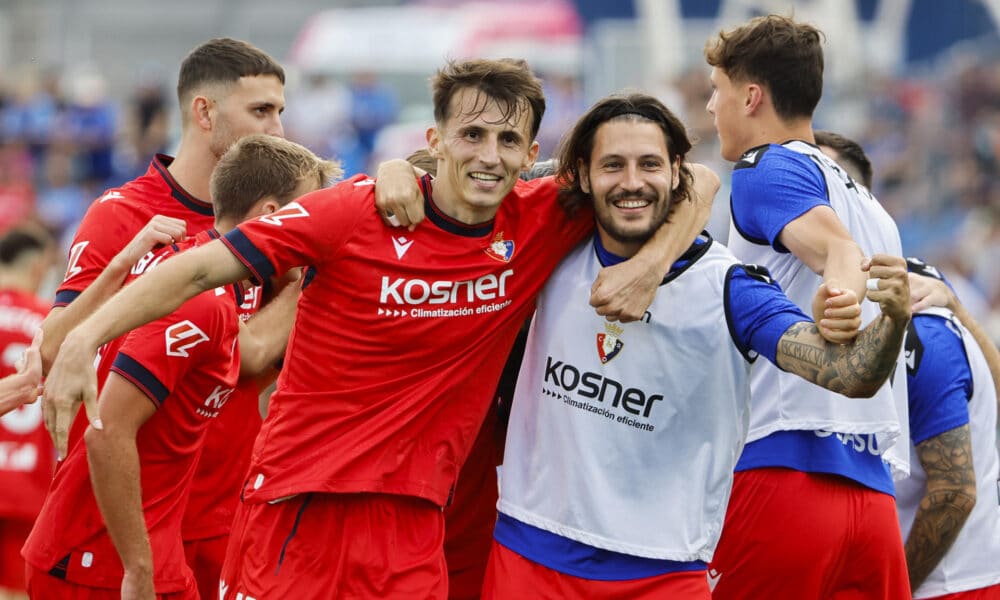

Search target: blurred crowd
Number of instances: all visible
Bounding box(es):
[1,42,998,340]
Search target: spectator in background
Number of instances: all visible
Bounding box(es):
[63,68,117,188]
[0,225,54,600]
[347,69,398,170]
[0,141,36,234]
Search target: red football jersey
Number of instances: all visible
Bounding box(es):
[0,289,53,521]
[221,173,592,507]
[23,231,240,592]
[55,155,215,307]
[181,282,263,541]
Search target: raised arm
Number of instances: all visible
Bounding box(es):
[779,206,868,336]
[375,159,427,230]
[84,373,157,600]
[39,216,187,372]
[43,240,248,457]
[589,163,718,322]
[775,254,910,397]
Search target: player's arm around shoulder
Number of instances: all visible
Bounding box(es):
[85,371,158,599]
[775,254,910,397]
[590,163,718,322]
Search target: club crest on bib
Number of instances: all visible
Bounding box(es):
[596,322,624,363]
[485,232,515,262]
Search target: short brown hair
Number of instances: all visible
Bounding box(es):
[177,38,285,113]
[705,15,824,120]
[431,58,545,140]
[814,130,873,188]
[210,134,342,222]
[556,93,694,215]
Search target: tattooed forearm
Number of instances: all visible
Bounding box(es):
[905,425,977,591]
[776,314,906,397]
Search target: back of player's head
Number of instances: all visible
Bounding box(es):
[0,226,53,268]
[814,130,873,188]
[177,38,285,115]
[210,134,342,222]
[704,15,824,121]
[555,93,693,214]
[431,58,545,140]
[406,148,437,177]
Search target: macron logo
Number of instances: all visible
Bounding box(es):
[392,236,414,259]
[165,321,209,357]
[99,190,124,203]
[259,202,309,226]
[707,568,722,591]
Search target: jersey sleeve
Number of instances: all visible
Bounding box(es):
[54,196,143,306]
[724,264,811,363]
[220,178,368,286]
[109,288,232,408]
[905,314,973,445]
[730,147,830,252]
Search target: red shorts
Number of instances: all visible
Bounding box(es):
[24,563,196,599]
[482,540,710,600]
[925,582,1000,599]
[0,518,32,591]
[183,534,228,600]
[220,492,447,599]
[709,468,910,599]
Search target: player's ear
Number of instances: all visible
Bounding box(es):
[191,94,214,132]
[671,157,681,191]
[578,159,591,194]
[745,83,764,115]
[521,141,540,172]
[427,126,442,159]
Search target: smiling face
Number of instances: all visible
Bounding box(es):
[427,86,539,224]
[582,118,680,257]
[208,74,286,159]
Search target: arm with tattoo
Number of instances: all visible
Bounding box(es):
[774,253,911,397]
[904,425,977,591]
[775,314,906,398]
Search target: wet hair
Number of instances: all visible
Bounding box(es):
[555,93,693,214]
[431,58,545,140]
[210,134,342,222]
[704,15,824,120]
[814,130,873,188]
[176,38,285,115]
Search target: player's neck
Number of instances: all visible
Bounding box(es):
[166,139,217,203]
[748,114,814,149]
[0,272,35,293]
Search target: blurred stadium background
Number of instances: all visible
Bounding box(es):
[0,0,998,339]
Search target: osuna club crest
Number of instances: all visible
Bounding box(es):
[485,231,515,262]
[596,322,624,364]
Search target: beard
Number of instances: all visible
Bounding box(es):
[597,189,674,246]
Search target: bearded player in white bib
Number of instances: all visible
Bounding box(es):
[483,93,913,599]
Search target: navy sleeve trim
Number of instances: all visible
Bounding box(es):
[110,352,170,407]
[53,289,81,308]
[724,264,757,363]
[221,229,276,286]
